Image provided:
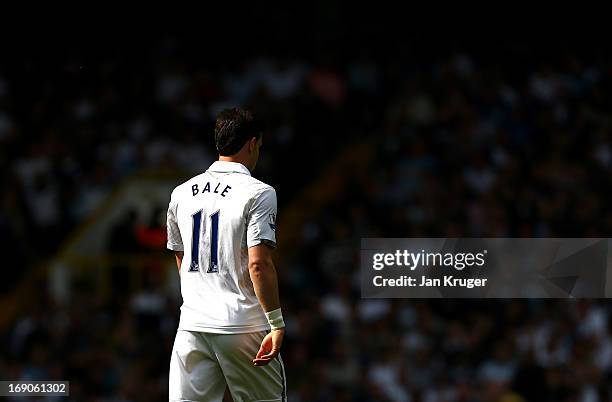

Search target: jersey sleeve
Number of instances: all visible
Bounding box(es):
[166,190,184,251]
[246,186,277,248]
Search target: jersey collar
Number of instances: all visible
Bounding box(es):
[208,161,252,176]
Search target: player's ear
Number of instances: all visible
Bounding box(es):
[248,137,257,153]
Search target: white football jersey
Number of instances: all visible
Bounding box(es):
[166,161,277,334]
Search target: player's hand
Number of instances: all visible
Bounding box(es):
[253,328,284,366]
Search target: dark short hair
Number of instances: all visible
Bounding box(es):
[214,108,263,156]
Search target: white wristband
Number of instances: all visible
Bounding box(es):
[265,308,285,330]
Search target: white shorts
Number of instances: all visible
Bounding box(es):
[169,330,286,402]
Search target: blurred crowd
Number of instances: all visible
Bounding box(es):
[284,52,612,400]
[2,37,612,401]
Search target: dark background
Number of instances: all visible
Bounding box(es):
[1,14,612,402]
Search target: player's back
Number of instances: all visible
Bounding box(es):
[166,161,277,334]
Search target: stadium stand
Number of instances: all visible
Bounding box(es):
[1,34,612,401]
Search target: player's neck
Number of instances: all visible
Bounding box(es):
[218,156,252,172]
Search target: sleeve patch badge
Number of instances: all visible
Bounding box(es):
[268,213,276,231]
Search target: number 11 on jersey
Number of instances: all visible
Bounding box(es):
[189,210,220,273]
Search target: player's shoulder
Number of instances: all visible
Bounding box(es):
[242,175,276,199]
[169,172,209,201]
